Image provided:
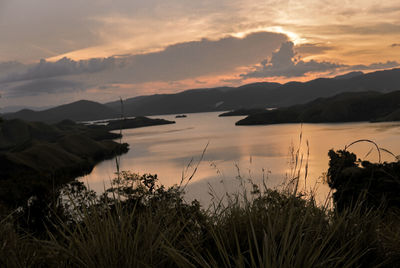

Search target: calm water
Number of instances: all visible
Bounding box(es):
[80,112,400,204]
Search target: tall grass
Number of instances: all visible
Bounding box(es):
[1,138,400,267]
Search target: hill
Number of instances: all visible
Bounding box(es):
[333,71,364,80]
[4,68,400,122]
[104,68,400,116]
[3,100,119,123]
[105,83,282,115]
[236,90,400,125]
[0,119,128,207]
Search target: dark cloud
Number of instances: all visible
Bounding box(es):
[4,78,83,97]
[98,84,121,90]
[345,61,400,71]
[112,31,287,83]
[241,42,400,79]
[391,43,400,47]
[1,31,287,86]
[241,42,343,78]
[220,78,243,84]
[0,61,27,78]
[1,57,116,83]
[195,80,207,84]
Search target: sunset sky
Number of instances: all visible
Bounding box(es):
[1,0,400,109]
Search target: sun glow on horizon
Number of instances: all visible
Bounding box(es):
[232,26,307,45]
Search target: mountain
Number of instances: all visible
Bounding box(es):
[1,105,54,113]
[104,68,400,116]
[333,71,364,80]
[4,68,400,122]
[105,83,282,116]
[254,68,400,108]
[236,90,400,125]
[3,100,119,123]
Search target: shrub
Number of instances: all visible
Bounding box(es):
[327,149,400,212]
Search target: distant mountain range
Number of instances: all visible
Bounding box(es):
[333,71,364,80]
[3,100,119,123]
[3,68,400,123]
[236,90,400,125]
[1,105,54,113]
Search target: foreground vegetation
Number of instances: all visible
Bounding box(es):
[1,146,400,267]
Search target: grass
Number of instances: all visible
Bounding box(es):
[3,177,398,267]
[1,138,400,267]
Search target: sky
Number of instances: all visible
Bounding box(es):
[1,0,400,109]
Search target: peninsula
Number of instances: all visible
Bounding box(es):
[236,91,400,125]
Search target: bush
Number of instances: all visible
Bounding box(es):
[327,149,400,212]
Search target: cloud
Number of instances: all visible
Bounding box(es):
[1,31,287,86]
[241,42,400,79]
[367,4,400,14]
[2,0,400,67]
[0,31,288,102]
[0,61,28,80]
[4,78,83,97]
[112,31,287,83]
[318,23,400,36]
[344,61,400,71]
[342,23,400,35]
[1,57,116,83]
[241,42,344,78]
[295,43,334,55]
[220,78,243,84]
[194,80,207,85]
[0,0,263,62]
[391,43,400,47]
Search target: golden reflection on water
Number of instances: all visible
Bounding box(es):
[80,112,400,205]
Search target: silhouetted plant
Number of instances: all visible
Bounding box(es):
[327,148,400,212]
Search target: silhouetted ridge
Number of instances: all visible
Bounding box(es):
[334,71,364,80]
[105,82,283,116]
[0,118,128,207]
[4,100,119,123]
[236,90,400,125]
[106,68,400,116]
[5,68,400,121]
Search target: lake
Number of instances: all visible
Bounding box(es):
[80,112,400,204]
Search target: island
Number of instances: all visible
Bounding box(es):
[236,91,400,125]
[104,116,175,131]
[175,114,187,118]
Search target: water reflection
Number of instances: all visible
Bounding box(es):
[80,112,400,205]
